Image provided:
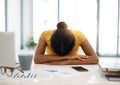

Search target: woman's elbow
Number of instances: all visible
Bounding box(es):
[34,56,42,64]
[34,58,39,64]
[93,56,99,64]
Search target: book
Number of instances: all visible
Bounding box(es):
[105,74,120,81]
[99,62,120,73]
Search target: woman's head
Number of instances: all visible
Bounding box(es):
[50,22,75,56]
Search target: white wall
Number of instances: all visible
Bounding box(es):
[0,0,5,31]
[7,0,21,53]
[22,0,33,49]
[7,0,33,52]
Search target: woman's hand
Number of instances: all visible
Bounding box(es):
[69,55,89,61]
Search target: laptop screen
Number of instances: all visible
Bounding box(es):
[0,32,16,67]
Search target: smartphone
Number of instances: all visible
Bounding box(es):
[72,66,88,72]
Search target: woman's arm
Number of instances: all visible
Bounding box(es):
[43,58,87,65]
[34,38,85,64]
[43,55,98,65]
[79,39,99,64]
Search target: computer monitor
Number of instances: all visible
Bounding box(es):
[0,32,16,67]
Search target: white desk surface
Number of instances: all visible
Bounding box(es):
[0,57,120,85]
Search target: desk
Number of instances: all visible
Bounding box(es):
[0,58,120,85]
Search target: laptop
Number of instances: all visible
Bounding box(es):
[0,32,16,67]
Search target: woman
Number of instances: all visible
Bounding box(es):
[34,22,99,65]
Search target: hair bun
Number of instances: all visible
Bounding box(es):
[57,22,67,29]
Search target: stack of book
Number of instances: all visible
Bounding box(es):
[99,62,120,81]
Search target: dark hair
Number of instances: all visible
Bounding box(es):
[50,22,75,56]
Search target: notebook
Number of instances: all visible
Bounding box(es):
[0,32,16,67]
